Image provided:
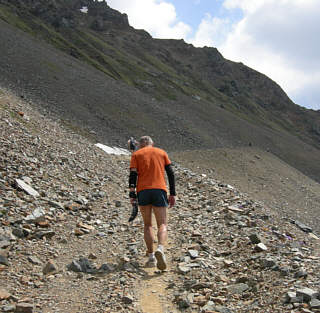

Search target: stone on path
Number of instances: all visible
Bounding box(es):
[296,288,318,302]
[254,242,267,252]
[178,265,190,274]
[67,257,96,273]
[1,304,15,312]
[188,249,199,259]
[28,256,42,265]
[15,303,34,313]
[43,260,58,275]
[249,233,261,244]
[0,289,11,300]
[15,179,40,197]
[294,221,313,233]
[0,254,9,266]
[25,208,45,223]
[310,298,320,309]
[228,283,249,294]
[122,295,134,304]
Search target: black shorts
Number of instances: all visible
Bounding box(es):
[137,189,168,207]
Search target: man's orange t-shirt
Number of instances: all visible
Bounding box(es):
[130,146,171,193]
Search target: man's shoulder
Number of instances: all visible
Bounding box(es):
[152,146,166,153]
[135,146,166,154]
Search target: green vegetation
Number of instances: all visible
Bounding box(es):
[61,119,96,141]
[0,5,33,33]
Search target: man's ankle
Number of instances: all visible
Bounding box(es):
[157,244,164,252]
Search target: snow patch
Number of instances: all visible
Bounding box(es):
[80,6,88,13]
[95,143,130,155]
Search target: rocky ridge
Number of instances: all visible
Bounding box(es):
[1,89,320,313]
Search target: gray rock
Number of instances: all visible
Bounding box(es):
[279,266,291,276]
[260,258,277,269]
[67,257,96,273]
[177,298,190,309]
[12,227,28,239]
[188,249,199,259]
[28,256,42,265]
[15,179,40,198]
[32,230,55,239]
[122,295,134,304]
[294,269,308,278]
[15,303,34,313]
[228,283,249,294]
[310,298,320,309]
[202,301,216,311]
[294,221,313,233]
[75,196,88,205]
[1,304,15,312]
[0,254,9,266]
[296,288,318,302]
[25,208,45,223]
[178,265,190,274]
[47,200,64,209]
[97,263,117,273]
[284,291,303,303]
[255,243,268,252]
[0,240,11,249]
[249,233,262,244]
[43,260,58,275]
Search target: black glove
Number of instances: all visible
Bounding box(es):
[129,191,137,199]
[128,202,138,222]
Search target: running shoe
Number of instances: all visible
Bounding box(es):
[155,248,167,270]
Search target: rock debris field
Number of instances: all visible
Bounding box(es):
[0,88,320,313]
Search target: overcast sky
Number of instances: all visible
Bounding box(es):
[106,0,320,110]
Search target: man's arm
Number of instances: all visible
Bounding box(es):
[129,168,138,203]
[165,164,176,207]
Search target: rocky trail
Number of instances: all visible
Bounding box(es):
[1,88,320,313]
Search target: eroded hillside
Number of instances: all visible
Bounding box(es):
[1,89,320,313]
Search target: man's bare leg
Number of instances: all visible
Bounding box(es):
[153,206,168,270]
[153,206,167,246]
[139,205,154,253]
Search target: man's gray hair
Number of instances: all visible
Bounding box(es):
[139,136,154,146]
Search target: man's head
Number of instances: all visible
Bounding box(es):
[139,136,154,148]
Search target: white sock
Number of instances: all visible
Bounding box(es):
[148,252,155,260]
[157,245,164,252]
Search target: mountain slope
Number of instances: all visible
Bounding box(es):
[1,0,319,145]
[1,88,320,313]
[0,0,320,183]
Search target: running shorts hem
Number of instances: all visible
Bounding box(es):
[137,189,168,207]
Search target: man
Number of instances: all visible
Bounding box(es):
[129,136,176,270]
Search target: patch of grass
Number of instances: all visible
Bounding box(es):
[78,30,156,85]
[0,5,33,33]
[142,53,179,78]
[61,119,96,141]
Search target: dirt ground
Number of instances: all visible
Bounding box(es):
[172,147,320,235]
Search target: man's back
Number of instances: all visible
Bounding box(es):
[130,146,171,193]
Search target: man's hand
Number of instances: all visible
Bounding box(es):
[168,195,175,207]
[129,190,137,205]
